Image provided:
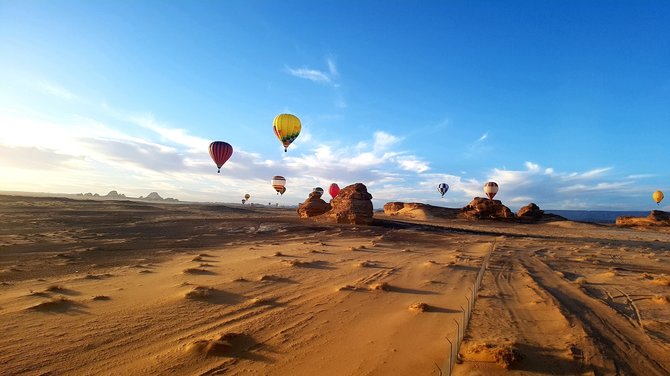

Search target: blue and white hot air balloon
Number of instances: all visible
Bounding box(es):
[437,183,449,198]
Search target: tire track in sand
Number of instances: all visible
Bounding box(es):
[522,254,670,376]
[456,247,611,375]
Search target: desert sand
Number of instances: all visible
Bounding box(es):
[1,194,669,375]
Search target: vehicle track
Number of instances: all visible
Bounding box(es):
[522,254,670,375]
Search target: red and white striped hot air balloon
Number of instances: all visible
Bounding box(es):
[483,182,499,200]
[271,176,286,195]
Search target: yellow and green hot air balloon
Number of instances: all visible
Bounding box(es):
[653,190,664,206]
[273,113,301,152]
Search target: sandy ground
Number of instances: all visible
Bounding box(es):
[1,195,669,375]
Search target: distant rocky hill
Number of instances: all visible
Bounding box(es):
[75,190,179,202]
[616,210,670,227]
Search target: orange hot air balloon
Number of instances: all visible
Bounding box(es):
[653,190,664,206]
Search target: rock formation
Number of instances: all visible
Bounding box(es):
[383,202,405,213]
[297,192,331,218]
[144,192,163,201]
[459,197,514,220]
[517,203,544,221]
[383,202,459,220]
[104,190,127,199]
[616,210,670,227]
[328,183,374,225]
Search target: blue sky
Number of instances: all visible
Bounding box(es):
[1,1,668,210]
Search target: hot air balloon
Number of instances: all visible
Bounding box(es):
[313,187,324,197]
[278,186,286,195]
[241,199,246,205]
[329,183,340,199]
[273,114,301,152]
[437,183,449,198]
[653,190,664,206]
[208,141,233,173]
[271,176,286,195]
[483,182,499,200]
[244,194,250,201]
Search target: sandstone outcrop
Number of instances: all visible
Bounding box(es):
[517,203,544,221]
[383,202,405,213]
[297,192,331,218]
[383,202,459,220]
[616,210,670,227]
[328,183,373,225]
[459,197,514,220]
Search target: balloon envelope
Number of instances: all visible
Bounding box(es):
[653,190,664,204]
[244,194,250,200]
[209,141,233,173]
[329,183,340,199]
[313,187,324,197]
[437,183,449,198]
[483,182,499,200]
[273,114,301,152]
[271,176,286,194]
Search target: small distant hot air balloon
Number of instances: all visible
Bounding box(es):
[244,194,251,201]
[209,141,233,173]
[241,199,246,205]
[278,186,286,195]
[273,114,301,152]
[313,187,324,198]
[329,183,340,199]
[271,176,286,195]
[653,190,664,206]
[484,182,499,200]
[437,183,449,198]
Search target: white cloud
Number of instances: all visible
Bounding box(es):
[397,156,430,173]
[4,80,662,210]
[129,113,210,151]
[627,173,655,179]
[35,80,79,100]
[326,57,338,76]
[285,66,331,83]
[373,131,402,151]
[285,56,341,89]
[465,130,492,158]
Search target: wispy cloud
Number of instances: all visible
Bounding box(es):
[627,173,656,179]
[3,80,662,209]
[285,56,340,88]
[0,144,82,170]
[129,113,210,151]
[284,66,331,83]
[397,156,430,173]
[35,80,79,100]
[465,130,492,158]
[327,57,337,76]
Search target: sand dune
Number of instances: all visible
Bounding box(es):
[1,195,669,375]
